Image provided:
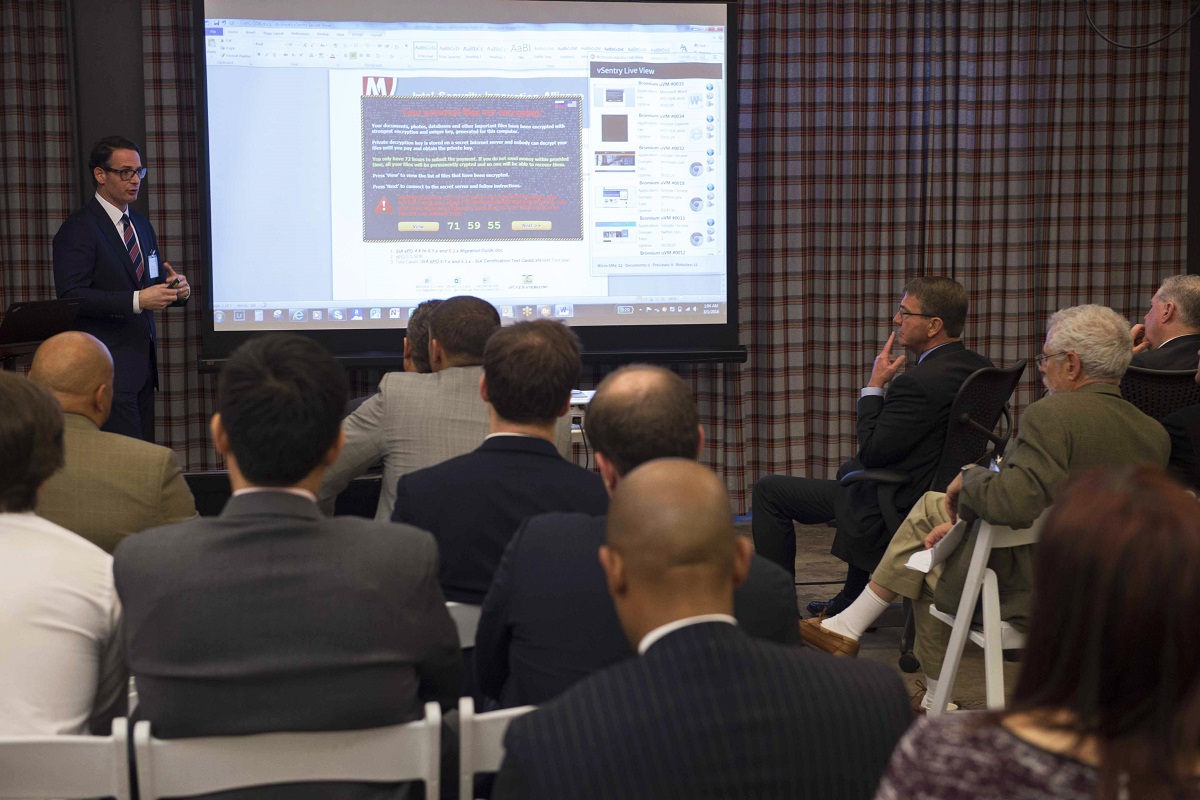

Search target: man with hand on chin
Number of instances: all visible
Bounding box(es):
[54,136,190,442]
[801,305,1168,714]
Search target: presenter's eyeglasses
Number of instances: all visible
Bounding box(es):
[102,166,148,181]
[895,307,938,320]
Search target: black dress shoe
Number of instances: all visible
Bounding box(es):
[806,592,848,618]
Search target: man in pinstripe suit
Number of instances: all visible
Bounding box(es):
[492,459,911,800]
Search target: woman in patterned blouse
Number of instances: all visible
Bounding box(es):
[875,466,1200,800]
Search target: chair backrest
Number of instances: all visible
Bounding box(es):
[927,361,1029,493]
[132,703,441,799]
[447,601,483,649]
[1119,366,1200,421]
[0,718,131,800]
[458,697,535,800]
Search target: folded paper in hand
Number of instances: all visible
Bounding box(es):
[905,519,968,573]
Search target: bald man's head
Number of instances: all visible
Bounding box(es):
[29,332,114,424]
[601,459,750,643]
[585,365,701,477]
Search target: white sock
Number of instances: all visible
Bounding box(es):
[820,586,890,640]
[921,676,959,711]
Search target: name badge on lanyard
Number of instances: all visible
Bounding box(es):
[148,251,160,280]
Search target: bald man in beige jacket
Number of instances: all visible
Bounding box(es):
[31,332,196,552]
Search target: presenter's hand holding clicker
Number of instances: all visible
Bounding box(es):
[163,262,190,300]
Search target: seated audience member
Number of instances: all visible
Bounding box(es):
[475,365,800,708]
[1130,274,1200,369]
[392,320,607,604]
[0,372,125,734]
[114,334,461,795]
[802,305,1170,713]
[876,467,1200,799]
[492,459,911,800]
[753,277,990,616]
[319,295,500,518]
[343,298,443,418]
[30,331,196,552]
[321,296,571,518]
[1162,345,1200,491]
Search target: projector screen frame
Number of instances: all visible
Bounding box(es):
[190,0,744,366]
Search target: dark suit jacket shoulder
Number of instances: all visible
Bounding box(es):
[493,623,911,800]
[1130,333,1200,370]
[836,342,992,569]
[1162,403,1200,491]
[114,492,462,743]
[392,436,608,603]
[475,512,799,707]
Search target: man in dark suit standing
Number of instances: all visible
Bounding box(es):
[475,365,799,708]
[492,459,911,800]
[114,334,461,799]
[1129,275,1200,370]
[391,320,608,604]
[752,277,990,616]
[53,136,190,442]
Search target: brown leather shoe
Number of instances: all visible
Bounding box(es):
[799,617,860,657]
[909,681,958,716]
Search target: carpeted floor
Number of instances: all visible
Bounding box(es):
[736,520,1019,711]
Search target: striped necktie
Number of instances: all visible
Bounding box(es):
[121,214,144,283]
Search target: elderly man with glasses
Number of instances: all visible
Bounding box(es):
[752,277,990,617]
[802,304,1170,713]
[53,136,190,442]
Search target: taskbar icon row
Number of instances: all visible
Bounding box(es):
[214,307,412,324]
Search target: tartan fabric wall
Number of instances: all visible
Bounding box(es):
[0,1,74,307]
[7,2,1185,510]
[729,1,1187,511]
[142,0,220,466]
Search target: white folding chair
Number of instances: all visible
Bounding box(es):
[458,697,534,800]
[133,702,441,799]
[0,718,131,800]
[447,602,483,649]
[928,514,1044,715]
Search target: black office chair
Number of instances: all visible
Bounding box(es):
[1119,366,1200,421]
[839,360,1028,672]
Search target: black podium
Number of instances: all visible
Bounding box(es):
[0,298,81,370]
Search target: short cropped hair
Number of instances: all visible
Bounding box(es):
[1046,304,1132,381]
[1158,274,1200,330]
[428,296,501,363]
[407,299,442,373]
[0,373,64,512]
[903,277,969,338]
[484,320,581,424]
[217,333,349,486]
[586,365,700,476]
[88,136,141,186]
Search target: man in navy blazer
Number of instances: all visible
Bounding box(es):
[492,460,911,800]
[1129,275,1200,370]
[752,277,990,615]
[391,320,608,604]
[53,136,190,441]
[475,365,799,708]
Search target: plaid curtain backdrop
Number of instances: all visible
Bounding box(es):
[132,1,1187,506]
[142,0,221,467]
[0,1,75,308]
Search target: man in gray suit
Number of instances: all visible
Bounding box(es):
[31,331,196,552]
[802,305,1170,712]
[318,295,502,519]
[114,333,461,799]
